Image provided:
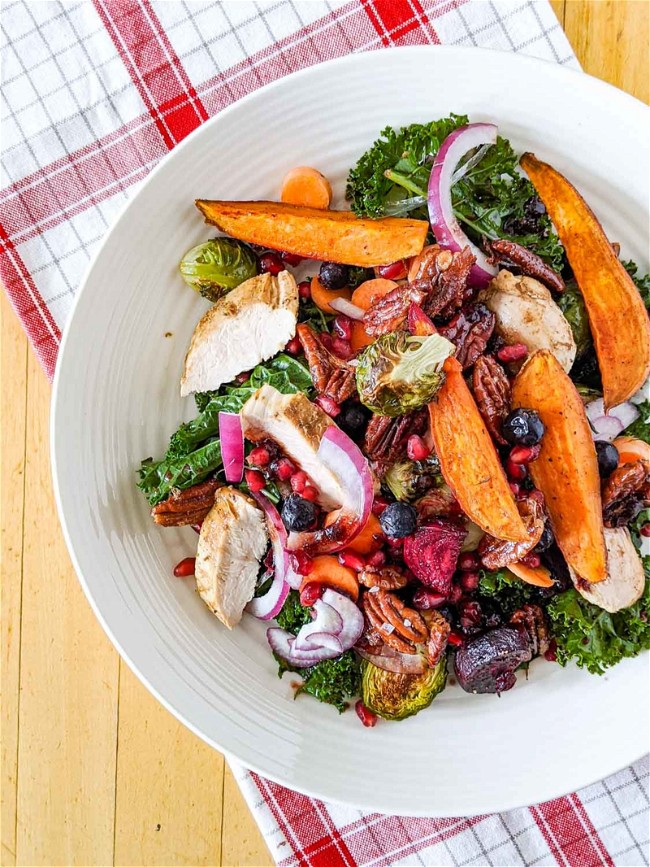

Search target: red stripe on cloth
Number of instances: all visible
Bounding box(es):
[532,796,614,867]
[362,0,441,45]
[92,0,207,148]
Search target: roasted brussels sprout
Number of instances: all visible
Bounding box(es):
[361,656,447,721]
[384,456,442,502]
[356,332,455,416]
[179,238,258,302]
[557,282,592,358]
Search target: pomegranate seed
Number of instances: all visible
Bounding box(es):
[333,315,353,341]
[339,550,366,571]
[235,371,250,384]
[280,251,303,267]
[290,470,308,493]
[412,587,447,609]
[528,489,545,508]
[259,252,284,275]
[497,343,528,363]
[367,550,386,568]
[459,571,480,592]
[319,332,333,351]
[315,395,341,417]
[510,444,541,464]
[300,582,323,607]
[458,551,480,571]
[640,524,650,538]
[372,496,389,516]
[448,583,463,604]
[244,468,266,492]
[285,336,301,355]
[544,638,558,662]
[330,337,353,360]
[458,599,482,629]
[290,552,313,575]
[191,523,202,534]
[506,458,528,481]
[386,535,404,549]
[275,458,295,481]
[355,700,378,727]
[508,481,521,497]
[377,260,407,280]
[301,485,318,502]
[249,446,271,467]
[173,557,196,578]
[407,434,430,461]
[520,552,541,568]
[447,631,464,647]
[298,280,311,299]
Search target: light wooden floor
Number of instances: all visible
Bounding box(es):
[1,3,648,865]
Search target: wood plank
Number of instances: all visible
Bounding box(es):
[549,0,566,26]
[113,664,224,866]
[565,0,649,102]
[0,293,28,867]
[222,767,273,867]
[14,349,119,866]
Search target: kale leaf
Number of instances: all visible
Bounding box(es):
[275,590,312,635]
[477,568,541,616]
[296,652,361,713]
[623,260,650,311]
[622,399,650,445]
[346,115,564,269]
[137,439,222,506]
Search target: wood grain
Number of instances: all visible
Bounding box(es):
[1,4,647,865]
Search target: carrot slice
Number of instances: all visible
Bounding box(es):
[325,512,382,555]
[612,436,650,465]
[350,321,374,353]
[351,278,398,311]
[428,357,529,543]
[310,275,352,314]
[281,166,332,210]
[508,562,554,588]
[300,555,359,602]
[520,153,650,409]
[512,349,607,583]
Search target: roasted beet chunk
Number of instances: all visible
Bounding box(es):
[403,519,466,594]
[453,627,532,694]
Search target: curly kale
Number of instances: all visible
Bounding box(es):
[137,440,222,506]
[346,115,564,269]
[477,568,549,616]
[275,590,312,635]
[623,260,650,311]
[295,652,361,713]
[623,400,650,445]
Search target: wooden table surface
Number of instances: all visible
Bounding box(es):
[1,3,648,865]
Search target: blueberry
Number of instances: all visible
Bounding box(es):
[337,400,370,440]
[379,502,417,539]
[502,409,545,446]
[534,523,554,553]
[319,262,349,290]
[595,440,619,478]
[281,494,319,532]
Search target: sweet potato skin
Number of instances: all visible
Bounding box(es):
[520,154,650,409]
[195,200,428,267]
[428,357,529,543]
[512,349,607,584]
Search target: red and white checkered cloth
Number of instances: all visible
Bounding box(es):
[1,2,647,864]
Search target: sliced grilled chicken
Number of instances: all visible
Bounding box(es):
[480,270,576,372]
[180,270,299,396]
[571,527,645,613]
[195,487,268,629]
[240,384,343,510]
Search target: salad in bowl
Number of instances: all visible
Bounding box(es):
[137,115,650,726]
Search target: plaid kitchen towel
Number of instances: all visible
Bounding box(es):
[1,1,648,865]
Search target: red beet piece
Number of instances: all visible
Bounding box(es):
[403,519,466,593]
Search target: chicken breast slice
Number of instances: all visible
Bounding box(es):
[195,487,268,629]
[181,270,298,395]
[240,384,344,511]
[480,270,576,372]
[571,526,645,613]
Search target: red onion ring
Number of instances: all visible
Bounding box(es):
[218,412,244,482]
[328,297,366,321]
[246,491,290,620]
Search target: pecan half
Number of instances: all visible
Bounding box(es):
[510,604,550,657]
[359,566,408,591]
[151,478,221,526]
[478,497,545,569]
[363,408,428,466]
[362,284,426,337]
[485,238,565,294]
[296,323,356,403]
[408,245,475,319]
[438,302,495,369]
[423,609,451,667]
[602,460,650,527]
[472,355,511,445]
[362,590,428,653]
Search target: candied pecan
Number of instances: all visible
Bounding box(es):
[362,284,426,337]
[151,478,221,526]
[478,498,545,569]
[407,245,476,320]
[359,566,408,591]
[423,609,451,667]
[472,355,511,445]
[485,238,565,293]
[510,604,550,657]
[438,302,495,369]
[297,323,356,403]
[362,592,415,653]
[363,408,428,464]
[602,460,650,527]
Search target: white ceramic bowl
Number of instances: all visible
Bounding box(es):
[52,47,649,816]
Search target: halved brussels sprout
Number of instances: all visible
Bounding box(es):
[557,282,592,358]
[356,332,455,417]
[361,656,447,721]
[384,456,442,502]
[179,238,258,302]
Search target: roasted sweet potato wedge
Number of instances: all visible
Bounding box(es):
[520,154,650,408]
[507,562,554,589]
[512,349,607,584]
[195,200,428,267]
[428,357,529,543]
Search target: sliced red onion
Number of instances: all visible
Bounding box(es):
[321,588,364,649]
[356,646,427,675]
[246,491,290,620]
[428,123,498,288]
[218,412,244,482]
[296,632,343,654]
[267,628,340,667]
[328,297,365,321]
[294,598,343,651]
[586,398,638,442]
